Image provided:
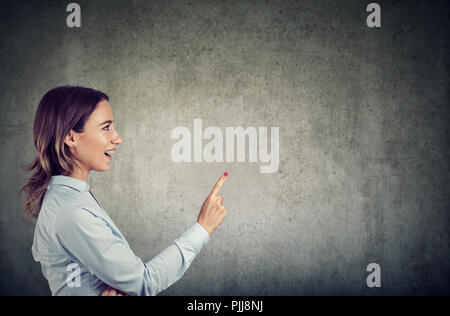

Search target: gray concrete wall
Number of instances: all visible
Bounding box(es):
[0,0,448,295]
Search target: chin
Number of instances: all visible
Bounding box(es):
[95,165,111,172]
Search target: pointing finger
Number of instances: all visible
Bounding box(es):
[210,172,229,197]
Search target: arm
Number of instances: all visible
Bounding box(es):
[56,208,209,296]
[57,172,228,296]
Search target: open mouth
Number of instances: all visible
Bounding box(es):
[104,151,113,159]
[104,148,116,160]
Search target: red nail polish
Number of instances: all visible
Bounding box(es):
[224,172,229,177]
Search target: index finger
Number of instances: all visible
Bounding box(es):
[210,172,229,196]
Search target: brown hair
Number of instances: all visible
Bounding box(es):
[21,86,109,219]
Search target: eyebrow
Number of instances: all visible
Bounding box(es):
[99,120,114,126]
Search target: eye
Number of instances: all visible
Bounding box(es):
[103,125,110,131]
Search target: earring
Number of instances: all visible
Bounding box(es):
[72,144,76,148]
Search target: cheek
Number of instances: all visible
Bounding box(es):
[79,134,109,159]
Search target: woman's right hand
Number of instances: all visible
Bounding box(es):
[197,172,229,235]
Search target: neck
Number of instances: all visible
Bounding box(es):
[67,169,89,182]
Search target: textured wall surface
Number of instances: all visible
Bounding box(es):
[0,0,448,295]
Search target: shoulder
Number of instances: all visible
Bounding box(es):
[33,186,95,257]
[36,185,90,231]
[42,186,103,233]
[55,206,101,236]
[42,185,91,212]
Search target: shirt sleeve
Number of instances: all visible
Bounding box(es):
[55,207,210,296]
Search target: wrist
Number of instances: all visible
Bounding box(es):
[197,220,212,235]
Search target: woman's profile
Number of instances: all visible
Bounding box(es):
[21,86,228,296]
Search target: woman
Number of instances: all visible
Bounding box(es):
[21,86,228,296]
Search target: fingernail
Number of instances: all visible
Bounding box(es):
[224,172,229,177]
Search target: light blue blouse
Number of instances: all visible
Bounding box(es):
[32,175,210,296]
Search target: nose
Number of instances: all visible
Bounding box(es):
[114,134,122,145]
[113,129,122,145]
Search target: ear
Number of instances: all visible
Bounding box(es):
[64,130,76,148]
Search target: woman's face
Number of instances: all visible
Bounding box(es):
[67,99,122,180]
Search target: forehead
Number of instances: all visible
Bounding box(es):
[87,99,113,125]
